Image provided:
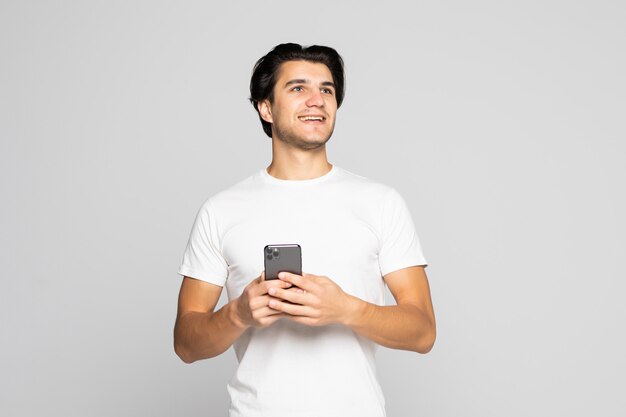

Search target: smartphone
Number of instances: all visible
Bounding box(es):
[264,244,302,280]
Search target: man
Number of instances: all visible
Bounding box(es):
[175,43,436,417]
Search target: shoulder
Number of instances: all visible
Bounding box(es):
[333,166,400,200]
[197,170,264,214]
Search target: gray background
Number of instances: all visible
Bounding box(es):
[1,1,624,416]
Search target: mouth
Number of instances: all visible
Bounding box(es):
[298,115,326,122]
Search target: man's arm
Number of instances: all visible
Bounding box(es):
[348,266,436,353]
[174,274,293,363]
[174,277,243,363]
[267,266,436,353]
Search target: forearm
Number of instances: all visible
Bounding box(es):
[174,299,247,363]
[344,296,436,353]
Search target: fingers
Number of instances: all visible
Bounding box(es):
[268,298,315,317]
[249,293,290,312]
[255,305,284,317]
[243,273,264,298]
[283,315,318,326]
[242,296,288,328]
[268,286,307,305]
[246,272,292,298]
[277,272,317,292]
[240,272,325,328]
[253,311,288,328]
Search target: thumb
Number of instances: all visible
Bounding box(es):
[249,272,263,287]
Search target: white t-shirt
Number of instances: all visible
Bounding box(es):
[178,165,427,417]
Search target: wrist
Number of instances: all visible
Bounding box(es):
[342,295,367,328]
[228,298,248,331]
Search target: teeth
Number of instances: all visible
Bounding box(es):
[299,116,324,121]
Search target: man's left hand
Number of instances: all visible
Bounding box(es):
[267,272,357,326]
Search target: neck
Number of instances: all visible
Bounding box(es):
[267,141,332,180]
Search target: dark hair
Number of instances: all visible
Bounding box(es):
[249,43,346,138]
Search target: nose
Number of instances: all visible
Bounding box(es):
[305,89,324,107]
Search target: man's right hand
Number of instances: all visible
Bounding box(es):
[233,272,294,329]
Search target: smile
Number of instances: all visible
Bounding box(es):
[298,115,326,122]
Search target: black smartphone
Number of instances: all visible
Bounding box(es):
[264,244,302,280]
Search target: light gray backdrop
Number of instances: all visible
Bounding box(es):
[1,1,624,416]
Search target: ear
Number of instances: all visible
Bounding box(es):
[258,100,273,123]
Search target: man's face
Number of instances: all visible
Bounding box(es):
[259,60,338,150]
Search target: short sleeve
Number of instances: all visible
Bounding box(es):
[177,201,229,286]
[378,188,428,276]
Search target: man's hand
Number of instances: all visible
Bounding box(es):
[234,272,294,329]
[266,272,356,326]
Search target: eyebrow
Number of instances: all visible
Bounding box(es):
[284,79,336,89]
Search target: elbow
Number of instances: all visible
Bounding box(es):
[174,340,195,364]
[173,317,200,364]
[414,324,436,354]
[174,331,221,363]
[173,326,198,364]
[415,337,435,354]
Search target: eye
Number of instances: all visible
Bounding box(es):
[321,88,334,95]
[291,86,304,92]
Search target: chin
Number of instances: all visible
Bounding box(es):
[302,133,333,147]
[298,141,328,150]
[276,130,333,150]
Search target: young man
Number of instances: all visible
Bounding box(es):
[175,43,436,417]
